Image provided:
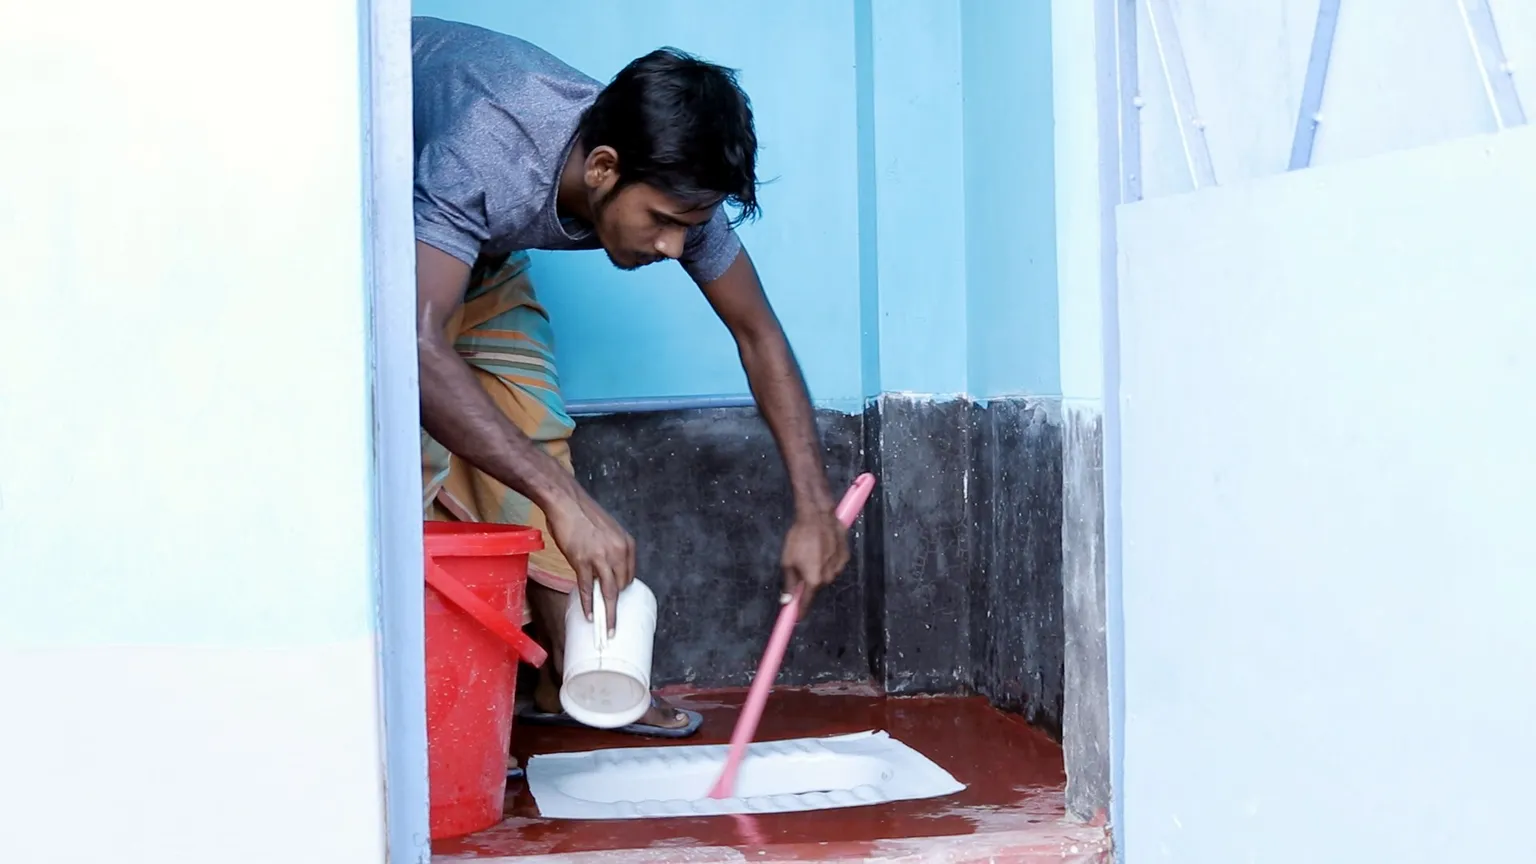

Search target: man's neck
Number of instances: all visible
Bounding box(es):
[556,142,594,224]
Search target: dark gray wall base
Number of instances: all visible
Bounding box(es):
[1062,402,1111,819]
[568,395,1071,739]
[868,395,1065,736]
[870,397,974,695]
[968,399,1065,736]
[571,408,871,688]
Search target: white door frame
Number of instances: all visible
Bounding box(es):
[360,0,431,861]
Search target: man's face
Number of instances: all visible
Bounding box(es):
[583,149,717,271]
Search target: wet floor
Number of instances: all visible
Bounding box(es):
[432,684,1074,860]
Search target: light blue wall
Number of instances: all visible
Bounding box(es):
[414,0,1060,406]
[962,0,1060,399]
[854,0,882,400]
[861,0,970,397]
[415,0,866,407]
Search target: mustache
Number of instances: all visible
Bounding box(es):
[606,251,661,271]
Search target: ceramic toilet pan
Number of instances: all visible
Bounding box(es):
[526,731,965,820]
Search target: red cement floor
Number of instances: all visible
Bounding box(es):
[432,685,1111,863]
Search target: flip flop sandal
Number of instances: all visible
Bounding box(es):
[516,696,704,739]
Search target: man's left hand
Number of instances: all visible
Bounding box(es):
[780,508,851,619]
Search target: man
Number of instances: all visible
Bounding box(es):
[412,17,849,736]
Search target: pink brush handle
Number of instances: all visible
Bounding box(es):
[708,473,877,799]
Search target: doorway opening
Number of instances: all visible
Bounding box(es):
[361,2,1120,861]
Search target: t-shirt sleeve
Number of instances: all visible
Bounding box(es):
[413,139,489,266]
[680,208,743,285]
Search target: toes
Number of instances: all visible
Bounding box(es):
[644,701,689,729]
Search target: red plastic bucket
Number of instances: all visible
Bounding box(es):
[423,522,547,840]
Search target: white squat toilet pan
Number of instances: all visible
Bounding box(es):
[526,731,964,820]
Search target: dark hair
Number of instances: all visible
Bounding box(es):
[577,48,760,226]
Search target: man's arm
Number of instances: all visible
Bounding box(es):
[416,241,634,630]
[417,243,574,510]
[699,248,850,615]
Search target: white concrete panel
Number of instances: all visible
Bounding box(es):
[1116,127,1536,862]
[1313,0,1495,165]
[0,2,394,859]
[0,643,387,864]
[1487,0,1536,115]
[1151,0,1319,190]
[1134,0,1199,198]
[0,1,378,646]
[1135,0,1527,197]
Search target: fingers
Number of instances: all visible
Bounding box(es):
[574,541,629,634]
[597,560,620,637]
[833,530,851,574]
[781,560,799,600]
[595,510,632,634]
[581,496,635,590]
[821,527,851,595]
[576,569,596,623]
[548,494,601,624]
[608,523,635,593]
[781,557,814,620]
[796,581,820,621]
[564,493,636,633]
[624,531,637,593]
[780,502,862,622]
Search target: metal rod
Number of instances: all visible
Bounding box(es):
[565,394,757,416]
[1288,0,1341,171]
[1457,0,1527,130]
[1144,0,1217,189]
[1118,0,1143,202]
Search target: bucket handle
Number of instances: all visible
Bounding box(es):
[426,560,549,668]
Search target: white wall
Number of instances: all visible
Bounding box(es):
[1136,0,1533,196]
[0,3,391,862]
[1115,126,1536,862]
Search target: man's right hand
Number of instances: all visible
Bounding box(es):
[545,487,635,636]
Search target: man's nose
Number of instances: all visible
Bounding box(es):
[655,228,687,260]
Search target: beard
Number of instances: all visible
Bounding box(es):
[590,191,663,271]
[591,191,642,271]
[605,248,645,271]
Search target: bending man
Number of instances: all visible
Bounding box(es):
[413,17,848,735]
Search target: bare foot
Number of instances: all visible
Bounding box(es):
[638,693,692,730]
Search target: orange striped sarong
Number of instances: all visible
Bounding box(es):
[421,251,578,624]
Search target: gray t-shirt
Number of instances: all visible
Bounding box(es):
[411,17,742,285]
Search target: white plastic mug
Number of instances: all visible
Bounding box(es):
[559,578,657,729]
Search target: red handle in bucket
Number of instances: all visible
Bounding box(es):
[426,561,549,667]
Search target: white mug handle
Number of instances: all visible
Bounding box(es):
[591,589,609,652]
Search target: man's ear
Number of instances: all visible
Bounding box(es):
[584,145,619,190]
